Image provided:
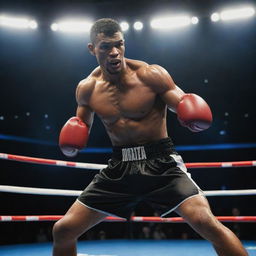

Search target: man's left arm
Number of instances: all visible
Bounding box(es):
[145,64,213,132]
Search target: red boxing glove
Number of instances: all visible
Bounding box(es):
[59,117,89,157]
[177,94,213,132]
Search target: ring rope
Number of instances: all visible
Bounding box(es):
[0,153,106,170]
[0,153,256,170]
[0,215,256,223]
[1,185,256,196]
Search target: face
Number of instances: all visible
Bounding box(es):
[88,31,125,75]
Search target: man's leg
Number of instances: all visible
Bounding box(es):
[52,200,107,256]
[175,195,248,256]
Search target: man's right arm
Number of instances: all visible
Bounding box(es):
[59,78,95,157]
[141,64,212,132]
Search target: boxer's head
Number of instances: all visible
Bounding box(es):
[88,18,125,75]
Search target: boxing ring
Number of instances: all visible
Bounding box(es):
[1,152,256,256]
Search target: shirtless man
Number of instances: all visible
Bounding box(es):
[53,18,248,256]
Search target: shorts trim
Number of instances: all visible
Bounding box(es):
[170,154,188,173]
[160,192,204,217]
[160,154,205,217]
[76,199,126,220]
[171,153,203,193]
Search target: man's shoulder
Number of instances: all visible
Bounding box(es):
[77,77,95,95]
[140,63,168,77]
[136,62,172,92]
[135,62,178,94]
[76,69,100,105]
[126,58,168,79]
[90,66,102,78]
[77,67,101,91]
[126,58,149,70]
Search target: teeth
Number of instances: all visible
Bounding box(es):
[110,60,120,64]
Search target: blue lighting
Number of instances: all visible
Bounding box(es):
[0,134,255,152]
[219,130,226,135]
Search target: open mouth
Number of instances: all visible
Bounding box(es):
[109,60,121,68]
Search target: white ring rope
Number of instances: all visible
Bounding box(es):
[0,185,80,196]
[1,185,256,197]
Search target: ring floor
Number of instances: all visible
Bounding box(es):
[0,240,256,256]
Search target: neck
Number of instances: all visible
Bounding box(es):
[102,59,127,83]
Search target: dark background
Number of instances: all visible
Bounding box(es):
[0,0,256,244]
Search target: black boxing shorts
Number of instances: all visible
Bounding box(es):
[77,137,203,219]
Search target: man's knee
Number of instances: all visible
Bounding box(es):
[190,206,217,229]
[52,219,76,243]
[178,196,220,231]
[187,205,225,240]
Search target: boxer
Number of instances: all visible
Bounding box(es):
[53,18,248,256]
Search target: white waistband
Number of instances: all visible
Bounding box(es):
[122,146,147,161]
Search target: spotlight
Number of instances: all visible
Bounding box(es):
[211,7,255,22]
[150,15,193,30]
[191,16,199,24]
[51,19,92,33]
[51,23,59,31]
[0,15,38,29]
[133,21,143,30]
[120,22,129,31]
[211,13,220,22]
[29,20,38,29]
[220,7,255,21]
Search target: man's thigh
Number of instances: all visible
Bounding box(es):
[175,194,212,221]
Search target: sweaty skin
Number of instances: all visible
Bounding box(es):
[76,59,184,146]
[53,29,249,256]
[76,32,184,146]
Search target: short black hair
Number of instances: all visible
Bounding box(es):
[90,18,123,44]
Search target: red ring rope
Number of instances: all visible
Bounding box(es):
[0,215,256,223]
[0,153,255,169]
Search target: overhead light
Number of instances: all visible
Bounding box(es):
[120,21,129,32]
[51,23,59,31]
[29,20,38,29]
[211,13,220,22]
[0,15,38,29]
[51,19,92,33]
[211,7,255,22]
[221,7,255,21]
[133,21,143,30]
[150,15,196,30]
[191,16,199,24]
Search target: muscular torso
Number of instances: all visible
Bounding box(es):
[80,59,171,146]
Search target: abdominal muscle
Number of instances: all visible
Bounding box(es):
[102,108,168,146]
[89,65,170,146]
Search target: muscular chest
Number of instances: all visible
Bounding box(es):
[89,81,156,122]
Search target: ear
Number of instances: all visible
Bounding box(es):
[87,43,95,56]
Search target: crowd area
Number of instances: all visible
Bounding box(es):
[2,206,252,245]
